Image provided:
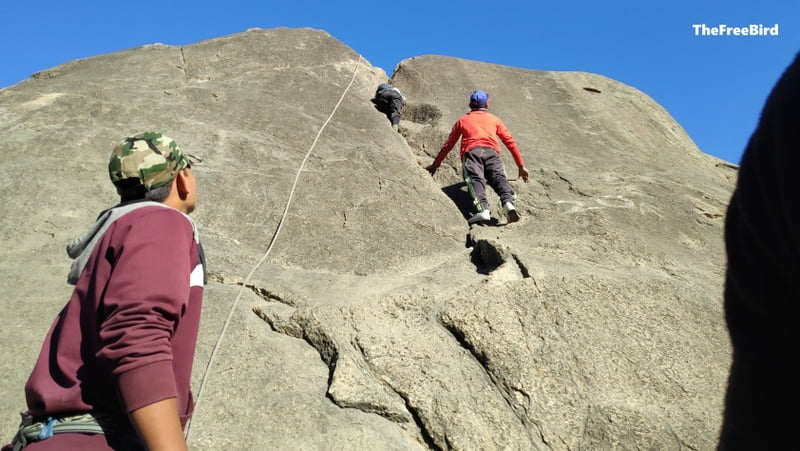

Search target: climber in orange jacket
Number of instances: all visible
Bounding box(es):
[426,90,530,224]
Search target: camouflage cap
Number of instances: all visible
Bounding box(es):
[108,132,200,190]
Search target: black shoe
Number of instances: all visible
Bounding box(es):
[504,202,520,223]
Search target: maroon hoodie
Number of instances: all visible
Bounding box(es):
[23,204,205,430]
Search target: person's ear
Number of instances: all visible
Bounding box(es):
[175,169,191,199]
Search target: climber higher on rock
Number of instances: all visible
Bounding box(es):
[426,90,530,224]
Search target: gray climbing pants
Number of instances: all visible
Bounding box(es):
[462,146,515,212]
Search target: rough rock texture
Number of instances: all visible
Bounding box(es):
[0,27,736,449]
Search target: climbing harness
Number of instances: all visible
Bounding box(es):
[185,55,364,442]
[10,412,135,451]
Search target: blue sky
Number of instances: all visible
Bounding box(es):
[2,1,797,164]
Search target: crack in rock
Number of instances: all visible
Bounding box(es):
[247,286,415,426]
[326,349,412,424]
[439,315,544,448]
[552,170,591,197]
[469,237,530,281]
[389,387,442,451]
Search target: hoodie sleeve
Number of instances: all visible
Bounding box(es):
[95,208,195,413]
[496,119,525,168]
[434,120,463,168]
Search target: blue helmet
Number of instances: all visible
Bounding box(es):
[469,90,489,108]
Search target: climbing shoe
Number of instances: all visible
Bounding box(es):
[504,202,520,223]
[468,210,491,224]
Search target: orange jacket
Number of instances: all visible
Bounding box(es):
[433,109,524,168]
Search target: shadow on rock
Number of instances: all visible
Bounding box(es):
[441,182,473,221]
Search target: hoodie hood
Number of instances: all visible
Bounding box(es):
[66,201,197,285]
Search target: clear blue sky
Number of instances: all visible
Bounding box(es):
[2,1,797,164]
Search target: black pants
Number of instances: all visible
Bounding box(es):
[371,93,404,126]
[461,147,515,212]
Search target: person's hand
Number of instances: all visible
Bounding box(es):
[518,166,530,183]
[425,164,437,175]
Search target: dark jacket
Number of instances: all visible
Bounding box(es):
[719,52,800,449]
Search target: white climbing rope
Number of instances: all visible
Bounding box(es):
[185,55,363,441]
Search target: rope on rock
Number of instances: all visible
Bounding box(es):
[185,54,363,441]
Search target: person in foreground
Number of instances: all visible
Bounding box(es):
[718,53,800,450]
[426,90,530,224]
[3,132,205,451]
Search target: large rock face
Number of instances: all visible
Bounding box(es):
[0,27,736,449]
